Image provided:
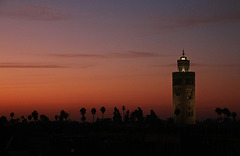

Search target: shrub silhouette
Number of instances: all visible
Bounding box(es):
[32,110,38,122]
[10,112,14,120]
[113,107,122,123]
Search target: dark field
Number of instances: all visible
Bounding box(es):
[1,119,240,156]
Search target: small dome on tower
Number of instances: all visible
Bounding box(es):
[180,49,187,60]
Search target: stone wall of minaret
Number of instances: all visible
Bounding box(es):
[172,50,196,124]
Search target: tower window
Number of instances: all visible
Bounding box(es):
[186,89,193,99]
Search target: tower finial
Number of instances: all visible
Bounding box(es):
[182,49,185,56]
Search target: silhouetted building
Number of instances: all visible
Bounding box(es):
[172,50,195,124]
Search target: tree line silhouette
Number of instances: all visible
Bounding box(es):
[0,106,238,125]
[1,106,160,125]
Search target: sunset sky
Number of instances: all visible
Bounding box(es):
[0,0,240,121]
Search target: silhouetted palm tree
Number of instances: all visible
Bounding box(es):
[80,108,86,122]
[55,115,59,121]
[226,110,232,118]
[222,108,229,118]
[10,112,14,120]
[32,110,39,121]
[100,107,106,120]
[215,107,222,123]
[91,108,97,123]
[222,108,231,123]
[64,110,69,120]
[215,107,222,117]
[80,108,86,115]
[59,110,69,121]
[81,115,86,122]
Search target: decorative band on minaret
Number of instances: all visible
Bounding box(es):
[172,50,196,124]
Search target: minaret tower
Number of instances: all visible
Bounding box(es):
[172,50,195,124]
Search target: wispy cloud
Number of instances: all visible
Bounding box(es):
[191,63,240,68]
[51,54,105,58]
[153,63,240,68]
[153,63,176,68]
[150,11,240,31]
[110,51,160,58]
[51,51,163,59]
[0,4,72,21]
[0,63,68,68]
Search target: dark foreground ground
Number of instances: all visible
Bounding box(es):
[1,121,240,156]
